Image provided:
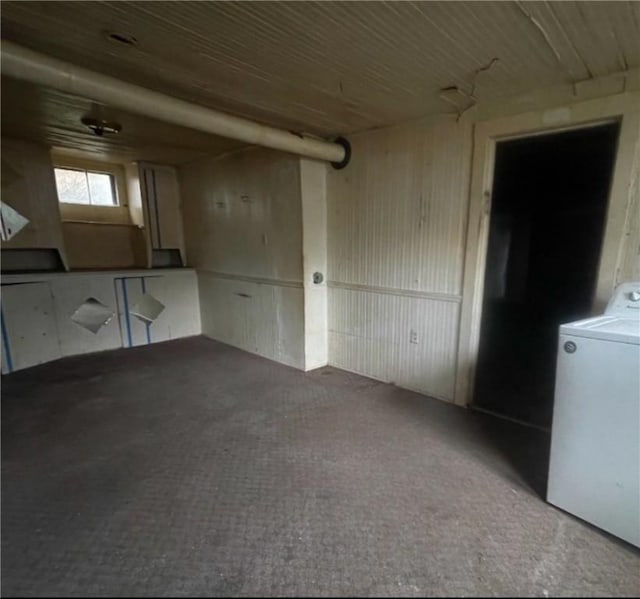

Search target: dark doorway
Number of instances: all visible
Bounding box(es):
[473,123,620,429]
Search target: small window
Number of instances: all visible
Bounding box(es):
[54,167,118,206]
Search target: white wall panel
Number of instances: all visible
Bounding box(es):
[181,147,303,282]
[329,287,459,401]
[618,121,640,284]
[300,158,328,370]
[328,118,471,296]
[326,117,471,400]
[198,272,304,369]
[62,223,145,270]
[181,147,306,369]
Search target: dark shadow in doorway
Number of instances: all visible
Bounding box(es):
[470,406,552,499]
[473,122,620,429]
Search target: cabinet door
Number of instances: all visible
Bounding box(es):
[140,163,184,255]
[143,271,200,342]
[50,276,122,357]
[114,276,151,348]
[114,272,199,347]
[1,282,62,373]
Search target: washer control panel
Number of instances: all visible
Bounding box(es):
[605,282,640,315]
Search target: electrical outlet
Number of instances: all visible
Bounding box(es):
[410,329,419,344]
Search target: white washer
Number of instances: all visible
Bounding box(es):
[548,281,640,547]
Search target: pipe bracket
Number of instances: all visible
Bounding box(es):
[331,137,351,170]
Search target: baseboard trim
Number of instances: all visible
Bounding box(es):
[469,404,551,433]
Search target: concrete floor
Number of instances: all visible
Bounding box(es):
[2,336,638,597]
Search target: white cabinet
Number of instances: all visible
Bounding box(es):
[50,276,122,357]
[113,271,200,348]
[138,162,186,268]
[1,282,62,373]
[1,269,201,373]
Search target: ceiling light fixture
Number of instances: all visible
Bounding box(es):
[81,117,122,137]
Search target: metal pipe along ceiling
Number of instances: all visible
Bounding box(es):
[1,41,348,165]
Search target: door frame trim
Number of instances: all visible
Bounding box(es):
[454,91,640,407]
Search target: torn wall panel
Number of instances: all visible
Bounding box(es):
[1,269,200,373]
[0,139,68,269]
[70,298,115,334]
[0,201,29,242]
[114,271,200,348]
[50,276,122,357]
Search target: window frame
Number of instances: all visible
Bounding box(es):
[52,154,131,226]
[54,166,119,207]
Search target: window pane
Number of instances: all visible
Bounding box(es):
[88,172,117,206]
[54,168,90,204]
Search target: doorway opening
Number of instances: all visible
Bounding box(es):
[472,122,620,429]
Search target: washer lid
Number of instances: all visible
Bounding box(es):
[560,315,640,344]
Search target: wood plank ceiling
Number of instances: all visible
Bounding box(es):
[0,77,245,165]
[2,1,639,162]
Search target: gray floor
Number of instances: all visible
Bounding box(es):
[2,337,638,597]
